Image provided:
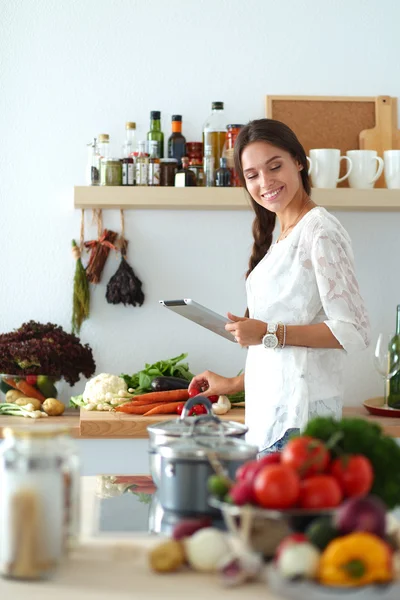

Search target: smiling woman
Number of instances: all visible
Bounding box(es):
[188,119,370,456]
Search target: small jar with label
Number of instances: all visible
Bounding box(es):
[186,142,203,164]
[0,426,67,580]
[101,158,122,186]
[122,157,134,186]
[160,158,178,186]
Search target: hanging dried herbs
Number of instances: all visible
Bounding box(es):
[106,210,145,307]
[84,228,118,284]
[71,239,90,334]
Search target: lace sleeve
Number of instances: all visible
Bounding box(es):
[311,227,370,354]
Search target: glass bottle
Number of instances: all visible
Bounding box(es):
[203,144,215,187]
[148,140,160,186]
[122,122,136,186]
[136,141,149,186]
[147,111,164,159]
[215,157,231,187]
[202,101,227,171]
[388,305,400,408]
[123,122,136,157]
[168,115,186,169]
[86,137,100,186]
[0,426,65,580]
[174,156,197,187]
[97,134,110,161]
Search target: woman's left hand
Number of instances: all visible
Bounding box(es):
[225,312,267,347]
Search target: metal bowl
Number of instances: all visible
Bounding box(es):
[209,497,335,559]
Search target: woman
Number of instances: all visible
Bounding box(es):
[189,119,370,455]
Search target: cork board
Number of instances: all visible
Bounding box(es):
[265,95,377,187]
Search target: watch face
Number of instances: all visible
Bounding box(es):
[263,334,278,349]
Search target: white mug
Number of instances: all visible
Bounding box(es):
[308,149,352,188]
[384,150,400,189]
[347,150,384,189]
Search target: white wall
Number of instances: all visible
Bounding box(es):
[1,0,399,405]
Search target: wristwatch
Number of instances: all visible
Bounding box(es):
[262,323,279,349]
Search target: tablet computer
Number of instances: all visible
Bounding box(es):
[159,299,236,342]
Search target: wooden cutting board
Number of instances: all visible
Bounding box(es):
[359,96,400,187]
[79,407,246,438]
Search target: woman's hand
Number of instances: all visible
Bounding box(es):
[188,370,244,398]
[225,312,267,347]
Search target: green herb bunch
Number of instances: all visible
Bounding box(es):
[0,321,96,386]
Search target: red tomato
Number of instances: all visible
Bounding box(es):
[298,475,342,509]
[236,453,281,484]
[330,455,374,497]
[208,395,219,403]
[281,436,330,478]
[175,403,185,415]
[25,375,37,386]
[274,533,308,562]
[192,404,208,416]
[188,385,201,398]
[253,464,300,509]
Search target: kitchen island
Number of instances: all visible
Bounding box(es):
[0,402,398,476]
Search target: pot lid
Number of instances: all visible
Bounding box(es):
[147,414,248,438]
[158,435,257,462]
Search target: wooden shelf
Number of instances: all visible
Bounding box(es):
[74,186,400,211]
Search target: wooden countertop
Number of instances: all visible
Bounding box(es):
[0,404,400,439]
[79,407,247,438]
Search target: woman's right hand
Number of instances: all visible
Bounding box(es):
[188,370,241,398]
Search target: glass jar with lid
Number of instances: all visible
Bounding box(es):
[0,425,73,580]
[100,158,122,186]
[160,158,178,186]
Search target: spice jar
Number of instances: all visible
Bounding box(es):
[0,426,67,580]
[100,158,122,186]
[226,124,243,187]
[160,158,178,186]
[186,142,203,164]
[188,163,205,186]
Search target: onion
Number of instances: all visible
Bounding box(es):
[334,495,387,538]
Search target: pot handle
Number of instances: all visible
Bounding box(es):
[180,395,213,419]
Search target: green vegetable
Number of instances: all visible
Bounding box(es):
[120,353,194,395]
[0,403,47,418]
[305,516,339,550]
[70,394,85,409]
[303,417,400,509]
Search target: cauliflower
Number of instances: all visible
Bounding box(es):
[82,373,127,404]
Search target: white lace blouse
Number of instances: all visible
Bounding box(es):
[244,207,370,452]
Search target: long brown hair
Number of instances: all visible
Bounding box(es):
[234,119,311,282]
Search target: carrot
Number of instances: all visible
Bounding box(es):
[143,402,185,416]
[115,402,166,414]
[15,380,46,402]
[125,389,190,405]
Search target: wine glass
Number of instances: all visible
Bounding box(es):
[373,333,400,406]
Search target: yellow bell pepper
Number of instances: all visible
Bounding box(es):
[318,532,393,587]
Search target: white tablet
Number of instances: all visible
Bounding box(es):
[159,299,236,342]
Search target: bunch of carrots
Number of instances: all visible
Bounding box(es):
[115,389,190,416]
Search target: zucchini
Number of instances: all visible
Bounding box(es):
[150,376,190,392]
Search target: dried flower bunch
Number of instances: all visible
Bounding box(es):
[0,321,96,386]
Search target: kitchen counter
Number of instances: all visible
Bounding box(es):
[0,403,399,438]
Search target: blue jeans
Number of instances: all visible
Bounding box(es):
[258,428,300,458]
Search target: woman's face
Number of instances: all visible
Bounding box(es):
[241,141,304,213]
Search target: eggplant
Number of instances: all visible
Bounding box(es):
[151,376,190,392]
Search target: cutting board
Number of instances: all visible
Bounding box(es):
[79,407,245,438]
[359,95,400,187]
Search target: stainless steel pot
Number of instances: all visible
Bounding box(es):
[157,416,257,516]
[147,396,248,486]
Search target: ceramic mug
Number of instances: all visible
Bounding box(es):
[308,149,352,188]
[346,150,384,189]
[384,150,400,189]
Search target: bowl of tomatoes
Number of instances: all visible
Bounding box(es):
[207,434,376,558]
